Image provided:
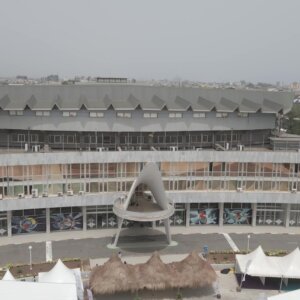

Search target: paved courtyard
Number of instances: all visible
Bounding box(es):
[1,226,300,266]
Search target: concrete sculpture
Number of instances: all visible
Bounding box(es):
[112,162,174,247]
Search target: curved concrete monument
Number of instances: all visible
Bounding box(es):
[112,162,175,247]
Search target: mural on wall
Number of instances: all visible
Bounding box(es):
[190,209,219,225]
[50,213,83,231]
[223,208,252,225]
[87,214,118,229]
[12,216,46,234]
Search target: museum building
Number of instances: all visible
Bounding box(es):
[0,83,298,237]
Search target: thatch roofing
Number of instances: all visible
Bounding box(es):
[89,254,138,294]
[170,251,217,289]
[135,252,174,291]
[89,251,217,295]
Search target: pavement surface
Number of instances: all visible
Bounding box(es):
[1,226,300,266]
[230,233,300,252]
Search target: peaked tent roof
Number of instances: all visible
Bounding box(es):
[38,259,76,284]
[2,270,16,281]
[280,247,300,278]
[236,246,282,278]
[236,246,300,280]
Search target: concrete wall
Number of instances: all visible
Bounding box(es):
[1,190,300,211]
[1,149,300,166]
[0,110,276,132]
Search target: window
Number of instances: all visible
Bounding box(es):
[202,135,208,142]
[143,112,158,118]
[17,134,25,142]
[67,136,75,144]
[193,112,206,118]
[90,112,104,118]
[49,135,62,144]
[216,112,228,118]
[30,135,38,142]
[36,111,50,116]
[9,110,24,116]
[238,112,249,118]
[117,112,131,118]
[169,112,182,118]
[63,111,77,117]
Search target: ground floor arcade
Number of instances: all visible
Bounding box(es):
[0,202,299,238]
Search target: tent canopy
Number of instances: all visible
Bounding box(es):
[268,289,300,300]
[0,280,77,300]
[38,259,76,284]
[236,246,300,279]
[2,270,16,281]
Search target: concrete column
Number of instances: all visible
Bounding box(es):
[7,210,12,237]
[152,221,156,229]
[164,218,172,244]
[219,202,224,226]
[113,217,124,247]
[185,203,190,227]
[285,203,291,228]
[252,203,257,227]
[46,208,50,234]
[82,206,87,231]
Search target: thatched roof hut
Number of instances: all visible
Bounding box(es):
[89,250,217,295]
[89,254,138,295]
[135,251,175,291]
[170,251,217,289]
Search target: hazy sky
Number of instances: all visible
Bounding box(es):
[0,0,299,83]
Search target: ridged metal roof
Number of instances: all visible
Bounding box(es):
[0,84,294,113]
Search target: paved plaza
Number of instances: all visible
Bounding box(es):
[1,226,300,299]
[1,226,300,266]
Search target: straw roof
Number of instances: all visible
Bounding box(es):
[89,254,138,295]
[89,251,217,295]
[170,251,217,289]
[135,251,174,291]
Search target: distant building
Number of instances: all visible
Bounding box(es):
[16,75,28,80]
[96,77,128,83]
[46,75,59,82]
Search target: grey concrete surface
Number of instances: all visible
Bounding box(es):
[0,232,229,266]
[230,233,300,252]
[1,230,300,266]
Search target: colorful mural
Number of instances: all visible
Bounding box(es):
[223,208,252,225]
[11,216,46,234]
[50,212,83,231]
[190,209,219,225]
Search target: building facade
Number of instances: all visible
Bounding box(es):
[0,84,297,237]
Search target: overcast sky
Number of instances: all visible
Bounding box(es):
[0,0,299,83]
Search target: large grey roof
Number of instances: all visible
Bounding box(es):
[0,84,294,113]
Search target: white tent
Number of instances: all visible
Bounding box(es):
[39,259,83,300]
[268,289,300,300]
[38,259,76,284]
[236,246,300,288]
[2,269,16,281]
[280,248,300,279]
[236,246,282,278]
[0,280,77,300]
